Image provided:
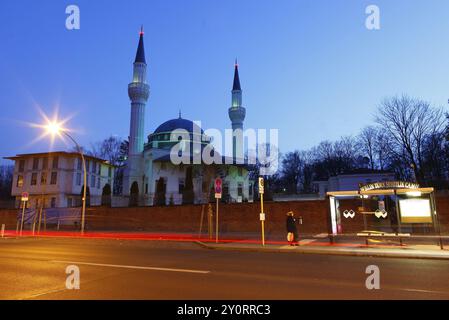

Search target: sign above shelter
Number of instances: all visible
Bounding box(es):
[359,181,420,192]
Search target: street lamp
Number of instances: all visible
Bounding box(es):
[43,121,87,235]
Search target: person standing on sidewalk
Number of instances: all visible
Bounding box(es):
[286,211,299,246]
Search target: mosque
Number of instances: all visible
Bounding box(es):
[122,29,253,206]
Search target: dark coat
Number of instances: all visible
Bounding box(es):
[286,216,298,233]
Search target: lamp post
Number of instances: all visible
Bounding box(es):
[62,132,87,234]
[43,122,87,234]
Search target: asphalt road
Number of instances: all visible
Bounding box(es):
[0,237,448,299]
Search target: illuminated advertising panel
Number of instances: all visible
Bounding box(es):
[399,199,432,223]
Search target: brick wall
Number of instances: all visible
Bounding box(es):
[83,200,329,239]
[1,196,448,239]
[0,210,18,230]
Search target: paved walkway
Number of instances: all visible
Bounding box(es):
[198,240,449,260]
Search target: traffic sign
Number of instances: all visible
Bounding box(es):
[258,177,264,194]
[215,178,222,199]
[214,177,222,244]
[21,192,29,202]
[258,177,265,246]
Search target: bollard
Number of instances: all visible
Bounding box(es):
[1,224,5,238]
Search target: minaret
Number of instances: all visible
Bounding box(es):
[125,27,150,196]
[228,60,246,161]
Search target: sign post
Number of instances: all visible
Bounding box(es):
[207,203,213,240]
[20,192,29,236]
[214,178,222,244]
[258,177,265,246]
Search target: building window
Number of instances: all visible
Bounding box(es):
[52,156,59,169]
[67,198,73,208]
[18,160,25,172]
[249,184,253,196]
[223,183,229,200]
[51,197,56,208]
[98,164,101,175]
[42,158,48,170]
[77,158,82,170]
[17,175,24,188]
[76,173,81,186]
[41,172,47,185]
[50,172,57,185]
[92,161,96,173]
[91,175,95,188]
[32,158,39,170]
[97,177,100,189]
[31,173,37,186]
[238,183,243,197]
[178,178,185,194]
[108,167,112,177]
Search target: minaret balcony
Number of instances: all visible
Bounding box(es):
[128,82,150,101]
[228,106,246,123]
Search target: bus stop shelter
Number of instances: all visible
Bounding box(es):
[326,181,443,249]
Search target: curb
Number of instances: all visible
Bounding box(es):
[196,241,449,261]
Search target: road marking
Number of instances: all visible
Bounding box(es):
[402,288,448,294]
[50,260,211,274]
[299,239,316,245]
[21,288,67,300]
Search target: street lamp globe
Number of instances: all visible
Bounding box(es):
[45,121,62,136]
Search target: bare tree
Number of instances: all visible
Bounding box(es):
[374,129,393,171]
[311,137,358,178]
[376,95,445,183]
[281,151,302,193]
[88,136,123,166]
[357,126,378,169]
[83,136,127,195]
[0,165,14,200]
[314,140,334,161]
[298,150,315,193]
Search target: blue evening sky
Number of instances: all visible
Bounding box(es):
[1,0,449,163]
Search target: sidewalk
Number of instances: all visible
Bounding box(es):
[197,240,449,260]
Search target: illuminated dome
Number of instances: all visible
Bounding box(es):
[147,116,209,150]
[153,117,204,134]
